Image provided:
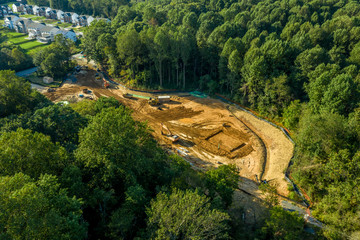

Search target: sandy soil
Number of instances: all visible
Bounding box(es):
[229,105,294,196]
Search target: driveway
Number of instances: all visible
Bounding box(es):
[16,67,38,77]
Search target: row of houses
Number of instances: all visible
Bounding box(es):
[4,14,77,42]
[0,5,13,18]
[11,3,109,27]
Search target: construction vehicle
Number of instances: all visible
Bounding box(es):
[123,93,133,99]
[161,123,179,143]
[148,97,160,106]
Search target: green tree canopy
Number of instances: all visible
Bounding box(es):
[0,173,87,240]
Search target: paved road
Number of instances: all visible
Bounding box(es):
[16,67,38,77]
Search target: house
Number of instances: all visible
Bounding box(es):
[38,7,46,16]
[12,3,24,13]
[63,29,77,42]
[64,12,72,23]
[45,7,52,18]
[87,16,94,26]
[78,15,87,26]
[23,5,34,15]
[33,5,39,15]
[27,22,46,38]
[70,12,79,25]
[56,10,64,22]
[4,14,20,29]
[48,9,57,19]
[15,18,32,33]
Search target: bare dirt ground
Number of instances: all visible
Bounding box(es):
[42,64,296,222]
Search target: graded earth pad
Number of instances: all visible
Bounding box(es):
[40,64,294,221]
[228,105,294,196]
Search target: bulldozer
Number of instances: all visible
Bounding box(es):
[161,123,179,143]
[148,97,160,106]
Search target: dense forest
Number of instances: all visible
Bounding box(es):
[2,0,360,238]
[0,70,311,239]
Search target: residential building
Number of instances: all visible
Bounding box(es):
[33,5,39,15]
[57,10,64,22]
[87,16,94,26]
[78,15,87,26]
[71,12,79,25]
[15,18,32,33]
[23,5,34,15]
[38,7,46,16]
[27,22,46,38]
[64,12,72,23]
[1,5,13,17]
[12,3,24,13]
[48,9,57,19]
[45,7,51,18]
[4,14,20,29]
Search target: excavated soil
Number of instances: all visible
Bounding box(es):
[41,65,295,222]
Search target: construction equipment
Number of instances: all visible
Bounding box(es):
[161,123,179,143]
[148,97,160,106]
[123,93,133,99]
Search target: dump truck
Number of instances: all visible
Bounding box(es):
[161,123,179,143]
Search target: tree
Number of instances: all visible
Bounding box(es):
[75,106,167,191]
[34,36,74,78]
[205,164,239,207]
[261,206,305,240]
[0,173,87,239]
[0,128,69,179]
[0,70,43,118]
[146,189,230,239]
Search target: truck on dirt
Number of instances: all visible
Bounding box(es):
[161,123,179,143]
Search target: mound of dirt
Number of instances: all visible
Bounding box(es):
[150,106,203,122]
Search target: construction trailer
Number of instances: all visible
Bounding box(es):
[157,96,171,103]
[161,123,179,143]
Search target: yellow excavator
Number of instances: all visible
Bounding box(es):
[148,97,160,106]
[161,123,179,143]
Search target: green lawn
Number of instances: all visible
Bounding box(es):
[0,20,4,26]
[3,30,49,54]
[56,22,72,28]
[43,19,58,24]
[22,14,37,18]
[32,16,46,21]
[27,74,62,88]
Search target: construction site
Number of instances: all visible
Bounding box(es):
[40,62,297,223]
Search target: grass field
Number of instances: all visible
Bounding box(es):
[22,14,37,18]
[56,22,73,28]
[31,16,46,21]
[27,74,62,88]
[2,30,49,54]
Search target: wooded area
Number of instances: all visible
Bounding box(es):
[79,0,360,238]
[1,0,360,238]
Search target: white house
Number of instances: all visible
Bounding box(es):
[70,12,79,25]
[27,21,46,38]
[33,5,39,15]
[45,7,51,18]
[57,10,64,22]
[87,16,94,26]
[4,15,20,29]
[12,3,24,13]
